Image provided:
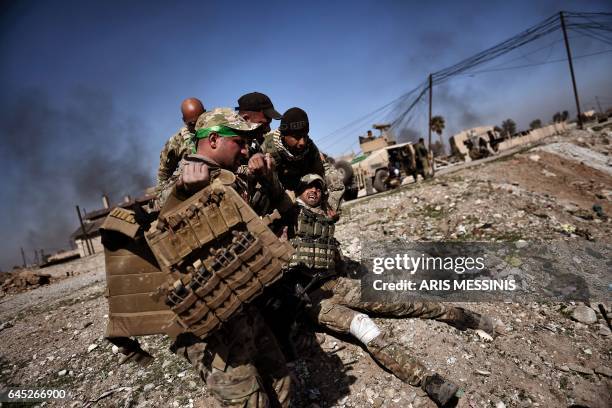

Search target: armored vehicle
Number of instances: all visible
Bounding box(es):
[334,124,430,199]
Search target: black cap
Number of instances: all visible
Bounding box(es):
[236,92,282,120]
[280,107,309,136]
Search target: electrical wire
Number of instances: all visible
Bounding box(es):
[321,11,612,156]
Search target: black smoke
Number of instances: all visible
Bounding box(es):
[0,87,153,270]
[433,84,484,132]
[396,127,421,143]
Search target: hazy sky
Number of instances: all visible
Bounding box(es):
[1,0,611,269]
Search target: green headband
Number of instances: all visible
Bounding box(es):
[195,125,241,140]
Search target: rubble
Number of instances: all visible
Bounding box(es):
[571,305,598,325]
[0,128,610,407]
[1,270,52,294]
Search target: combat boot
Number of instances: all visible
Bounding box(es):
[438,307,505,337]
[106,336,155,367]
[421,373,461,407]
[118,346,154,366]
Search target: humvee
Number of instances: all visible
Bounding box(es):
[334,124,432,200]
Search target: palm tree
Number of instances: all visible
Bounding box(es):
[561,110,569,121]
[501,119,517,137]
[430,115,445,147]
[529,119,542,129]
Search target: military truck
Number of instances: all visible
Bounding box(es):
[334,124,431,200]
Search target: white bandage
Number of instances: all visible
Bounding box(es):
[349,313,381,345]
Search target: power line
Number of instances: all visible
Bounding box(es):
[322,11,612,156]
[457,49,612,75]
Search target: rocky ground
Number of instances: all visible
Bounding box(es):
[0,128,610,408]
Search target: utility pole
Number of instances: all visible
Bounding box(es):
[596,96,603,114]
[76,205,93,256]
[428,74,433,149]
[20,247,26,268]
[560,11,583,129]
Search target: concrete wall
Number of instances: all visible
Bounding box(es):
[496,122,568,151]
[449,126,496,162]
[451,122,568,162]
[38,251,105,278]
[76,235,103,258]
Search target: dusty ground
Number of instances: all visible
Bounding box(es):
[0,128,610,408]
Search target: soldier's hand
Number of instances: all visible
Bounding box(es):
[326,207,339,221]
[178,161,210,193]
[248,153,275,181]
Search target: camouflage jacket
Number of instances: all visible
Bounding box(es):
[156,125,196,196]
[262,129,345,212]
[158,154,292,218]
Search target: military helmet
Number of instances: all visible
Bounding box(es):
[298,173,326,191]
[194,107,261,139]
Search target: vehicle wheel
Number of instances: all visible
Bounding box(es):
[334,160,354,185]
[373,169,389,192]
[343,186,358,201]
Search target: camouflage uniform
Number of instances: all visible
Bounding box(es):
[414,141,431,181]
[153,126,195,211]
[279,176,502,404]
[159,108,293,407]
[155,125,196,204]
[262,129,345,212]
[278,189,437,388]
[322,159,346,212]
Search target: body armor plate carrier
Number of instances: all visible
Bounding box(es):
[290,206,337,271]
[145,172,294,339]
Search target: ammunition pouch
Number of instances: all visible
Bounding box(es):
[289,206,338,271]
[145,170,294,339]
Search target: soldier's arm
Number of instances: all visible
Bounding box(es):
[322,158,345,213]
[157,132,183,188]
[156,158,211,212]
[156,164,184,211]
[307,144,345,213]
[247,153,294,216]
[310,146,345,214]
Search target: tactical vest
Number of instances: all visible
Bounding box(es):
[289,206,338,271]
[144,170,294,339]
[102,207,174,338]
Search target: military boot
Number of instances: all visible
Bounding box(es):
[106,336,155,367]
[118,346,154,366]
[438,307,505,337]
[365,335,429,386]
[421,373,461,407]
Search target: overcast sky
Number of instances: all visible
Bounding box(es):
[1,0,611,269]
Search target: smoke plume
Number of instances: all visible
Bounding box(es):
[0,87,153,270]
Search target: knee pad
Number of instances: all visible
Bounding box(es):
[207,365,268,407]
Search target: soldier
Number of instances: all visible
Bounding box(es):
[159,108,293,407]
[414,137,431,181]
[262,107,345,213]
[277,174,505,406]
[236,92,282,135]
[155,97,206,203]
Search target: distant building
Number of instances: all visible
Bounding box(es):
[71,192,154,257]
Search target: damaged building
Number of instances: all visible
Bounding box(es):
[70,192,154,257]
